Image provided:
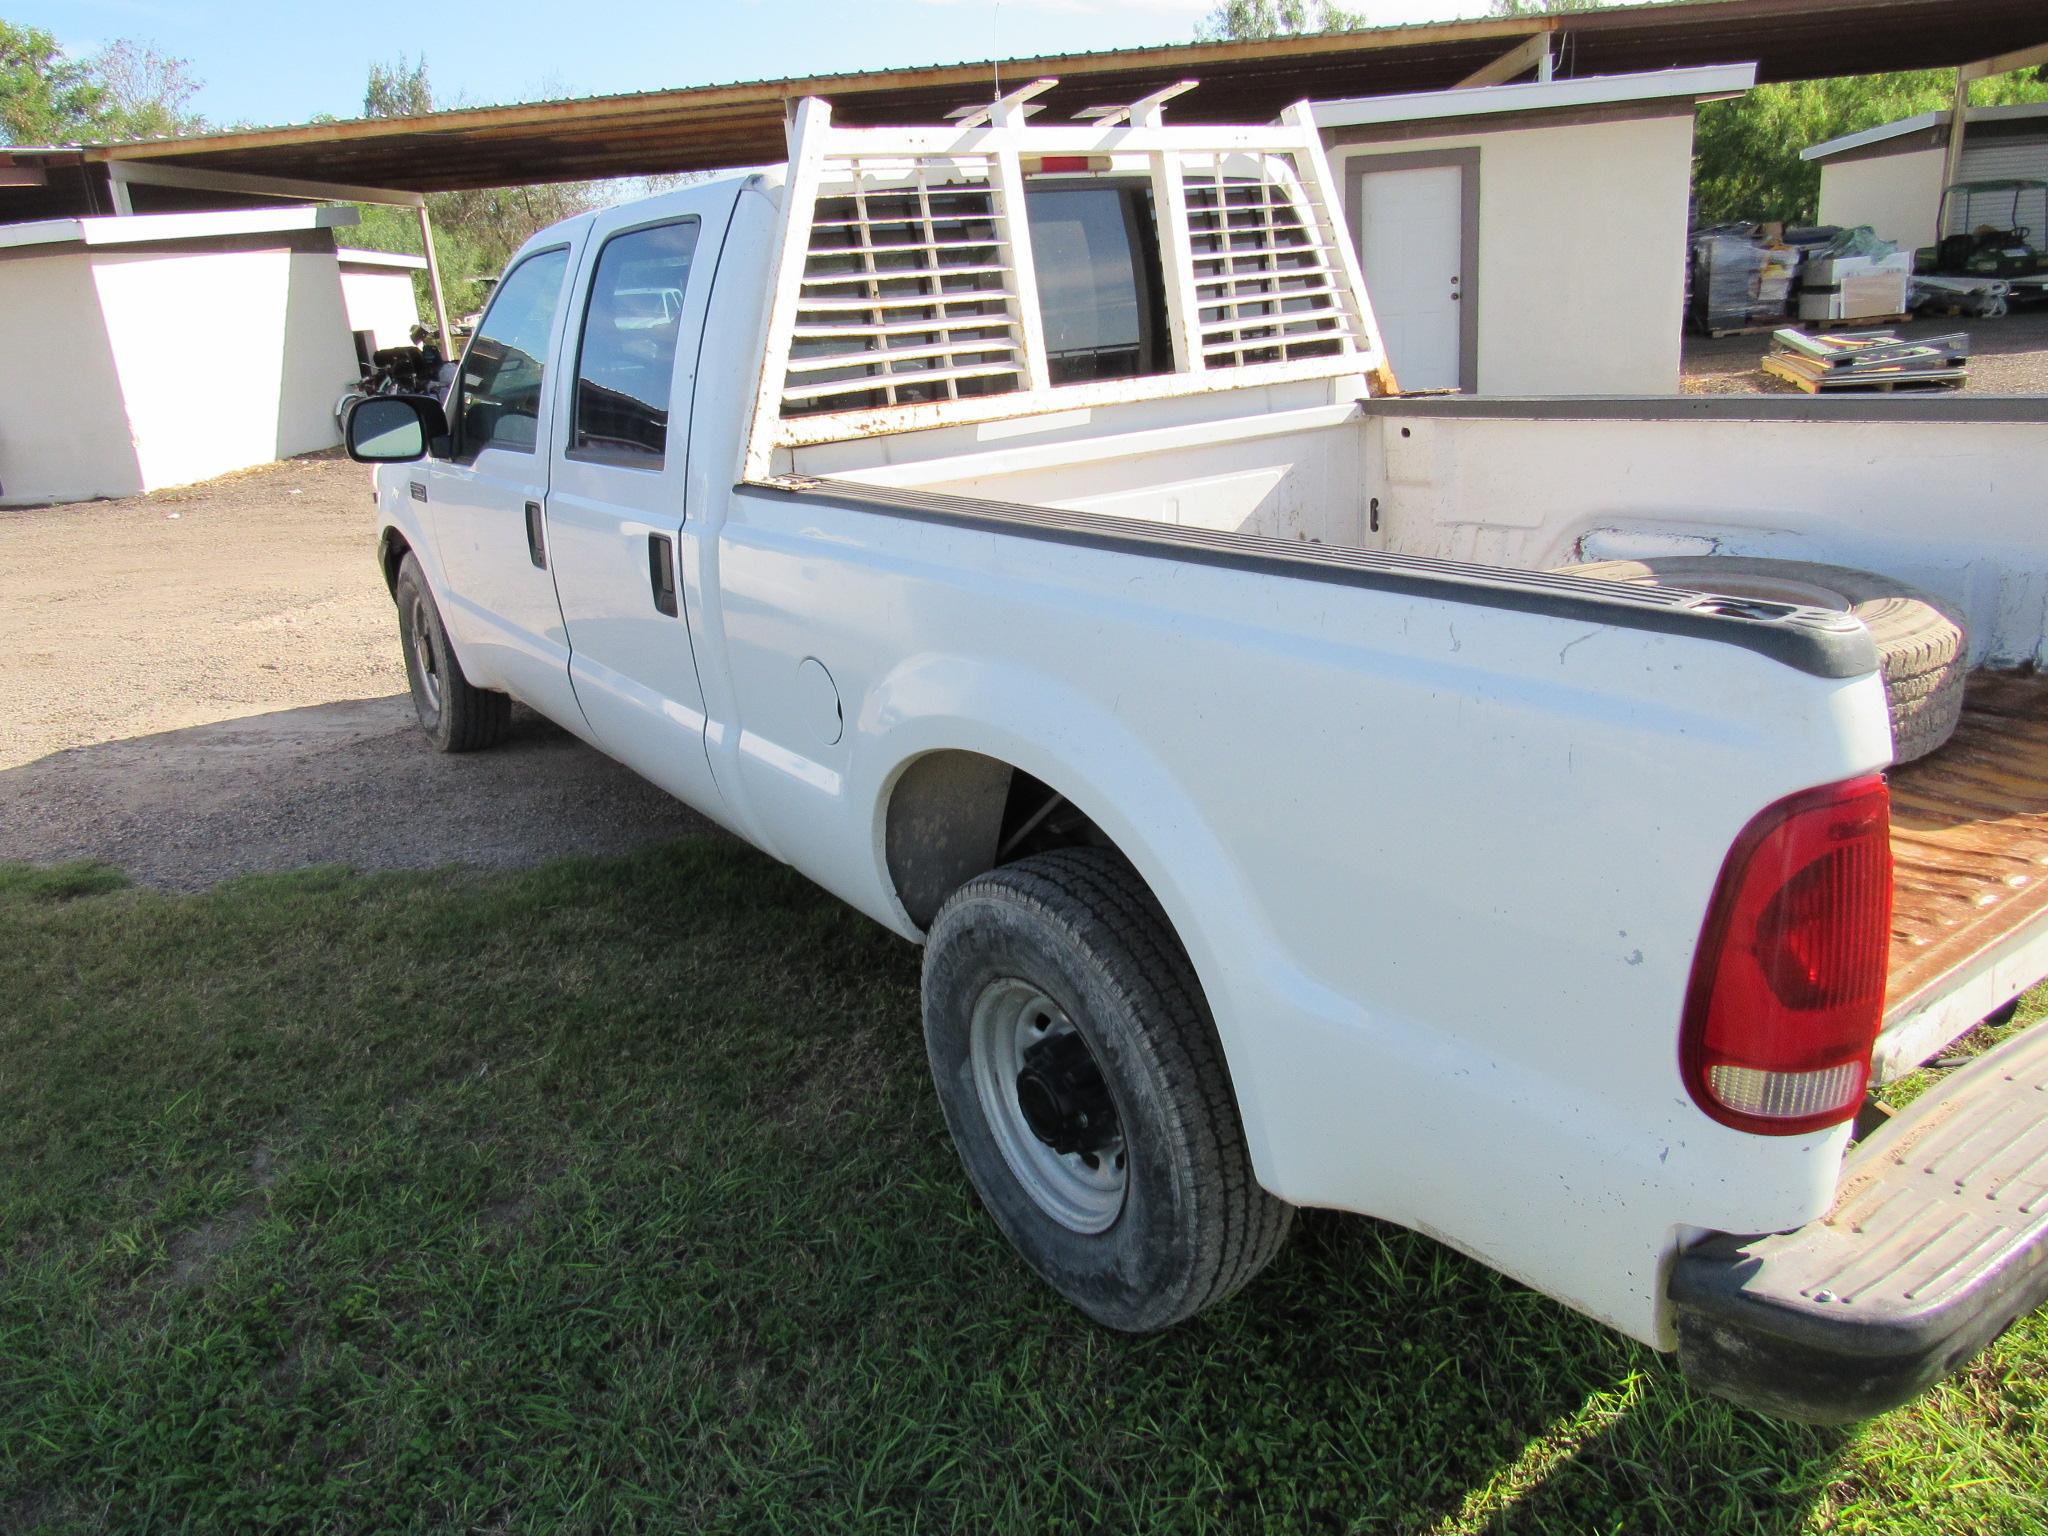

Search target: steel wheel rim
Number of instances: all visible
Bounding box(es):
[968,977,1127,1234]
[407,593,442,714]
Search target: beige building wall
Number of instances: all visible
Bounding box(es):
[0,251,143,504]
[340,261,426,352]
[1817,146,1948,253]
[1329,111,1697,395]
[85,241,357,495]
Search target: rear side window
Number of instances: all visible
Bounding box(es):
[456,247,569,457]
[572,218,702,465]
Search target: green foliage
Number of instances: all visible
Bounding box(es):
[0,23,203,145]
[1696,68,2048,226]
[1196,1,1363,42]
[0,21,106,144]
[3,846,2048,1532]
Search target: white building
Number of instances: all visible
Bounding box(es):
[1805,101,2048,255]
[0,207,421,506]
[1315,65,1755,395]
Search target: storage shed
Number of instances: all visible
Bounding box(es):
[0,207,362,505]
[1314,65,1754,394]
[1806,101,2048,254]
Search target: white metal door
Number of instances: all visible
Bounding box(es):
[427,243,586,728]
[544,197,726,816]
[1353,165,1465,393]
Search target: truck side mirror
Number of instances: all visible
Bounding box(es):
[345,394,448,463]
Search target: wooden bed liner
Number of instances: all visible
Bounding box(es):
[1886,672,2048,1024]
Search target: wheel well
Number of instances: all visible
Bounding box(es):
[378,527,412,595]
[885,751,1115,930]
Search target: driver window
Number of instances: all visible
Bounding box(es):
[455,247,570,459]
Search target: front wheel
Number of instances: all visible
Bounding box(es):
[921,848,1291,1332]
[392,553,511,753]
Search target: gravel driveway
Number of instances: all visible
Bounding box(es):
[1,455,713,889]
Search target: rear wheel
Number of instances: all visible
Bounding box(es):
[392,553,510,753]
[922,848,1291,1331]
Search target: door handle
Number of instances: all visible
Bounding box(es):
[524,501,546,569]
[647,533,678,617]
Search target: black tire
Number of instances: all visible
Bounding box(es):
[1555,556,1967,765]
[921,847,1291,1332]
[392,553,511,753]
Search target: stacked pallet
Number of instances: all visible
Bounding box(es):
[1762,328,1969,393]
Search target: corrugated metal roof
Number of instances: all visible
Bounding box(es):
[59,0,2048,193]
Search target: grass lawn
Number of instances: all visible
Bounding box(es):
[3,846,2045,1534]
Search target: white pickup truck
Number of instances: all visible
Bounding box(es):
[345,89,2048,1423]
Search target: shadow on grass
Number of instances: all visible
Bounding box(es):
[0,847,2025,1535]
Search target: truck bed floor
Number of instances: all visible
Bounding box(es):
[1888,673,2048,1022]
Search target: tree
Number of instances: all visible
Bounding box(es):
[0,22,106,144]
[1694,67,2048,225]
[365,55,433,120]
[86,40,204,139]
[1,23,204,145]
[1196,1,1363,41]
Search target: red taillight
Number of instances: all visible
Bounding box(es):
[1681,775,1893,1136]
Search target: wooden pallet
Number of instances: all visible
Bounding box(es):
[1760,356,1966,394]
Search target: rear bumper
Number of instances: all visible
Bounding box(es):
[1671,1020,2048,1424]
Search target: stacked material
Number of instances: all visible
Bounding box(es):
[1691,231,1802,333]
[1795,226,1913,323]
[1762,328,1969,393]
[1911,273,2011,318]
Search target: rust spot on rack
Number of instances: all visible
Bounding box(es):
[1886,673,2048,1020]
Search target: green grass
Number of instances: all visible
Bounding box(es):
[3,848,2045,1535]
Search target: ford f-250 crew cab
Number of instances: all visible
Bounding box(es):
[344,87,2048,1423]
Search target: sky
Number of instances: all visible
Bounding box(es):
[12,0,1494,131]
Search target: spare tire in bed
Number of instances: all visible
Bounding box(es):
[1554,556,1967,765]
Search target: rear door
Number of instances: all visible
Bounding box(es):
[425,241,586,727]
[544,190,731,813]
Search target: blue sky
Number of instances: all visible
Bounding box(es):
[14,0,1489,131]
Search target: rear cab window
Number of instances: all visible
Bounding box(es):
[569,218,702,467]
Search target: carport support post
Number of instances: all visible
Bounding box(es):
[417,201,453,358]
[1937,70,1970,240]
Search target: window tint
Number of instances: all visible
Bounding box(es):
[457,247,569,457]
[573,219,701,464]
[1024,184,1170,385]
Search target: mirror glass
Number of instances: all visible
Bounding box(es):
[349,396,427,460]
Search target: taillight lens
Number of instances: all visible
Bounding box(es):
[1681,775,1893,1135]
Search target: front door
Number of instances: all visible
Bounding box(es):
[544,204,724,816]
[426,243,586,728]
[1351,160,1469,393]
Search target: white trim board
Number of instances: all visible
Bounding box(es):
[1310,64,1756,132]
[0,205,360,252]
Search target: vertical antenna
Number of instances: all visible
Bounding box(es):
[993,2,1001,101]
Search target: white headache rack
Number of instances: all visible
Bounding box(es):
[744,83,1393,480]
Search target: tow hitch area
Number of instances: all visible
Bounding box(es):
[1672,1019,2048,1424]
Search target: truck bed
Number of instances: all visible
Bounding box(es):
[1885,673,2048,1063]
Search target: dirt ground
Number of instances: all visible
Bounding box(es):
[1682,306,2048,394]
[0,453,712,889]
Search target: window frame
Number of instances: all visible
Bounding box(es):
[1021,176,1174,387]
[449,241,573,465]
[565,213,704,473]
